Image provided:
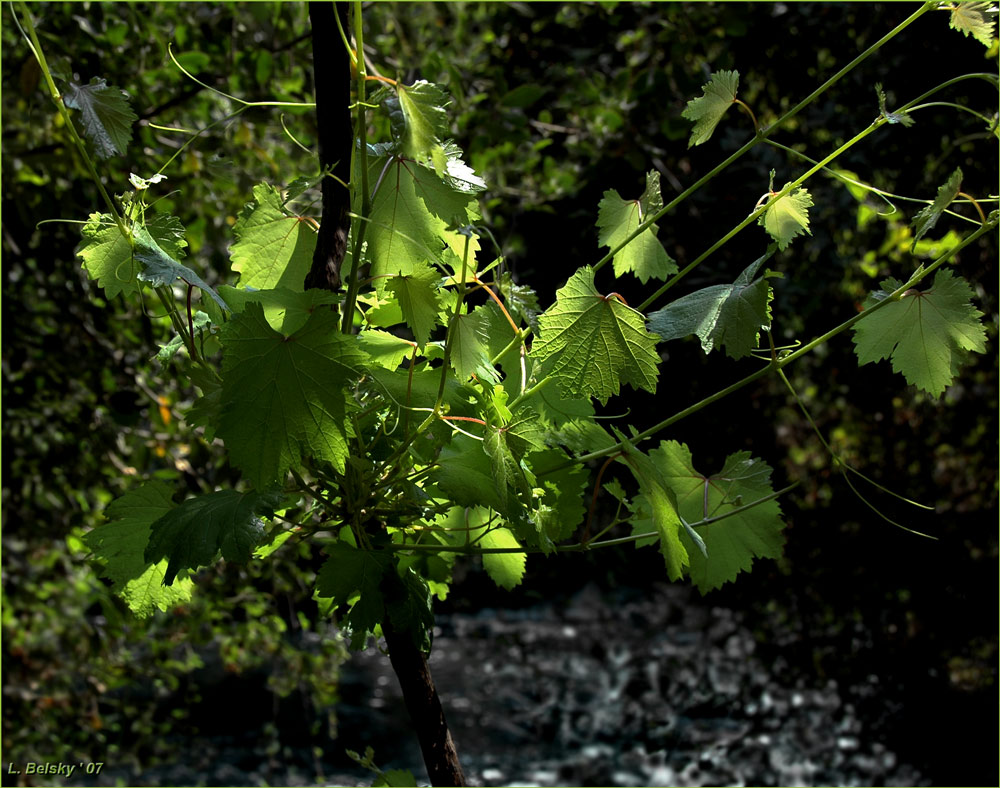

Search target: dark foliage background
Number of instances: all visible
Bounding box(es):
[2,2,996,786]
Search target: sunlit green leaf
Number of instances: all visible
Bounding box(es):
[852,269,987,397]
[681,69,739,147]
[597,170,677,283]
[531,266,661,404]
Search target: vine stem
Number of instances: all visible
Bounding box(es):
[541,216,998,478]
[15,2,128,237]
[591,1,934,279]
[341,0,371,334]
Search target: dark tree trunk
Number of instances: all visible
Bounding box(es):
[381,616,467,787]
[305,2,352,292]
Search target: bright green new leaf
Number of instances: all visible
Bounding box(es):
[218,285,339,336]
[389,80,450,169]
[647,248,775,359]
[760,183,813,250]
[597,170,677,284]
[911,168,962,246]
[475,524,526,590]
[63,76,136,159]
[852,269,987,397]
[531,266,661,404]
[230,183,317,291]
[949,1,996,47]
[681,69,740,147]
[649,441,786,593]
[217,302,367,487]
[144,489,272,585]
[133,225,228,311]
[84,482,195,617]
[384,261,445,347]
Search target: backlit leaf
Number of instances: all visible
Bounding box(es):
[760,183,813,250]
[217,302,368,487]
[852,269,987,397]
[218,285,339,336]
[597,170,677,284]
[949,1,996,47]
[84,482,195,617]
[230,183,317,291]
[681,69,739,147]
[475,524,525,590]
[531,266,661,404]
[384,260,445,347]
[649,441,786,593]
[367,156,480,281]
[387,80,450,170]
[144,489,272,584]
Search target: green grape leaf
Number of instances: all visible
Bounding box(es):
[77,213,187,300]
[475,524,525,590]
[218,285,339,336]
[144,489,272,585]
[230,183,317,291]
[647,247,775,359]
[449,312,501,383]
[384,260,445,347]
[760,183,813,250]
[530,449,589,547]
[649,441,786,593]
[681,69,739,147]
[357,329,415,370]
[133,225,228,311]
[316,542,391,648]
[875,83,915,127]
[617,441,687,581]
[483,426,535,515]
[531,266,661,404]
[498,273,541,329]
[367,156,480,281]
[597,170,678,284]
[217,302,367,487]
[388,80,450,170]
[911,168,962,246]
[63,76,136,159]
[431,435,525,522]
[473,302,522,381]
[949,1,996,47]
[84,482,195,617]
[852,269,987,397]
